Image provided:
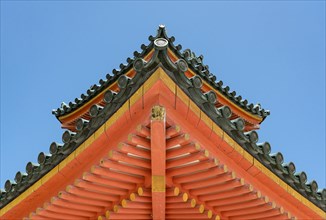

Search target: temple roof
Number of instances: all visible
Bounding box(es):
[1,25,325,217]
[52,25,269,120]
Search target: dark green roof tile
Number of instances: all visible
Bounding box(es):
[52,25,269,119]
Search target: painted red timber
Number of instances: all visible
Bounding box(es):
[2,68,323,219]
[151,111,166,220]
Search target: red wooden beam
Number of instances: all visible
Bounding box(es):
[165,198,196,209]
[113,205,151,214]
[105,211,152,219]
[50,196,103,213]
[100,159,150,177]
[166,143,201,159]
[73,179,128,196]
[150,105,166,220]
[58,191,110,207]
[216,196,269,212]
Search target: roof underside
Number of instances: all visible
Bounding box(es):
[22,118,295,220]
[1,26,325,218]
[2,74,323,219]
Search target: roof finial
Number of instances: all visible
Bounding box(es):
[156,24,169,40]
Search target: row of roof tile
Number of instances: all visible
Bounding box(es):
[52,25,269,119]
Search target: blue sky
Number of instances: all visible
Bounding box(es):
[1,1,325,191]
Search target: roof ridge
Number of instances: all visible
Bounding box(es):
[52,25,270,120]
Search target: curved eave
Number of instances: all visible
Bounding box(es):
[58,48,264,131]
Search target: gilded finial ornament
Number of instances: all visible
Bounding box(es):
[151,105,165,120]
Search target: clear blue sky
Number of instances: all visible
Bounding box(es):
[1,2,325,190]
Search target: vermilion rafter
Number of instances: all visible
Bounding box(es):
[163,118,294,219]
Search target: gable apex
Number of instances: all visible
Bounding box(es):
[52,25,269,128]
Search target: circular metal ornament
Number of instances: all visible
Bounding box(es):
[154,38,168,50]
[176,59,188,72]
[310,180,318,192]
[247,131,259,143]
[205,91,217,104]
[118,75,129,89]
[233,118,245,131]
[90,105,100,118]
[62,130,72,143]
[133,58,145,72]
[104,90,116,103]
[220,106,232,119]
[5,180,13,192]
[262,142,271,154]
[274,152,284,164]
[15,171,23,183]
[191,76,203,89]
[76,118,85,131]
[26,162,35,174]
[299,172,307,183]
[50,142,58,154]
[287,162,296,173]
[38,152,46,164]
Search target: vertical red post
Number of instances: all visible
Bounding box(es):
[150,105,166,220]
